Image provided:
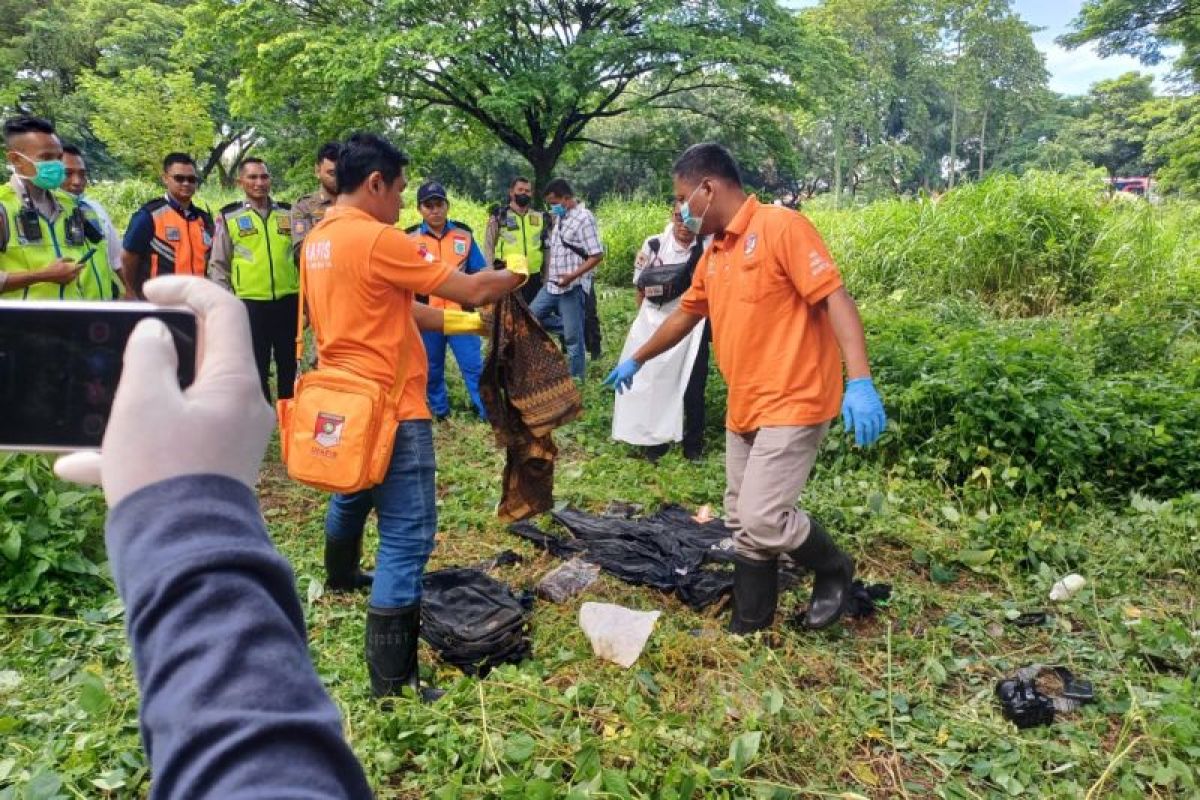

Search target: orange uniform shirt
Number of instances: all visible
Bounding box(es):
[301,206,453,422]
[679,195,844,433]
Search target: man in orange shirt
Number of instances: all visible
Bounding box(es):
[301,132,526,699]
[605,143,887,634]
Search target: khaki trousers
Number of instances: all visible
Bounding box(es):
[724,423,830,561]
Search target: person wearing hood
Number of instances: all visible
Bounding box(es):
[612,210,712,461]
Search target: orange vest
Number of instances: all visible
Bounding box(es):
[142,197,214,278]
[405,222,473,311]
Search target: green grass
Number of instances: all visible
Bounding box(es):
[2,285,1198,799]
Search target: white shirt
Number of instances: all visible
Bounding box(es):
[77,195,123,270]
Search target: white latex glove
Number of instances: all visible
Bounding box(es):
[55,276,275,506]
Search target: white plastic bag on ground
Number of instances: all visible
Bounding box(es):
[579,602,661,668]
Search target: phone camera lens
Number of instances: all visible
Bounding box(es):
[82,414,105,438]
[88,322,111,344]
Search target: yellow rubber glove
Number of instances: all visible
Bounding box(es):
[504,253,530,286]
[443,308,486,335]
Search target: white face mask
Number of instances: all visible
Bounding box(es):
[679,182,711,234]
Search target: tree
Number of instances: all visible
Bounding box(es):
[1065,72,1158,176]
[1140,94,1200,193]
[81,67,216,178]
[1060,0,1200,78]
[215,0,846,191]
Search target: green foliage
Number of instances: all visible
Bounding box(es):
[856,305,1200,501]
[80,68,217,179]
[0,456,108,611]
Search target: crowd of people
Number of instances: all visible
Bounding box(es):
[4,113,889,796]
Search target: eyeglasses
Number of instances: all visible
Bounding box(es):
[168,174,199,185]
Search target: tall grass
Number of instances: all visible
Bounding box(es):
[87,173,1200,318]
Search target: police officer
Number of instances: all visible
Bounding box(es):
[291,141,340,260]
[0,116,97,300]
[120,152,214,299]
[405,180,488,419]
[62,144,123,300]
[483,176,547,304]
[209,158,298,402]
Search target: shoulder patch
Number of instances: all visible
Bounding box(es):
[220,200,244,215]
[275,201,292,211]
[143,197,169,213]
[450,219,473,234]
[403,223,422,234]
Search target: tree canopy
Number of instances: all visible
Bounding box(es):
[1,0,1198,198]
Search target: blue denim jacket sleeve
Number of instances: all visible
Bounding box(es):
[106,475,373,799]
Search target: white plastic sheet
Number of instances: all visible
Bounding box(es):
[578,602,661,668]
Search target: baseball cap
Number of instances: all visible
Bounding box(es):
[417,180,448,204]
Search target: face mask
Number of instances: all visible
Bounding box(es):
[550,203,566,218]
[679,183,711,234]
[513,194,532,208]
[14,152,66,191]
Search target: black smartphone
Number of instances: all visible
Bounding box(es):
[0,301,197,451]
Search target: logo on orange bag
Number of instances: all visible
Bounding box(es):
[314,412,346,448]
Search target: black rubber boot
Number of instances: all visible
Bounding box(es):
[728,555,779,634]
[324,535,374,593]
[365,605,441,702]
[789,517,854,630]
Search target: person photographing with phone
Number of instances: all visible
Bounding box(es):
[0,116,90,300]
[53,276,373,798]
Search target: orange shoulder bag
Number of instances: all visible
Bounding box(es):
[276,262,407,493]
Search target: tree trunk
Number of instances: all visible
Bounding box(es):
[978,104,988,180]
[832,124,843,209]
[525,148,559,200]
[948,85,959,190]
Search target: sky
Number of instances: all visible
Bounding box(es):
[786,0,1179,96]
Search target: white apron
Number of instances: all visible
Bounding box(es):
[612,295,706,446]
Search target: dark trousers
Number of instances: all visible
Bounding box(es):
[682,321,712,451]
[244,295,299,402]
[520,271,543,305]
[584,284,602,359]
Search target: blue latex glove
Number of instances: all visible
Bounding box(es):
[603,359,642,394]
[842,377,886,447]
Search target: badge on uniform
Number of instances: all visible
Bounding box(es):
[453,236,467,256]
[417,243,434,263]
[744,233,758,256]
[529,215,541,227]
[506,216,519,230]
[294,220,307,235]
[237,215,257,237]
[276,217,291,234]
[164,226,182,242]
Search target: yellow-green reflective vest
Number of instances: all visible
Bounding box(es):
[0,184,88,301]
[220,200,297,301]
[494,207,546,274]
[73,199,121,300]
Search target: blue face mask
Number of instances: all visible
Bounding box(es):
[679,183,710,234]
[15,152,66,191]
[550,203,566,218]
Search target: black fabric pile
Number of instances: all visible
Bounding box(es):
[510,505,737,610]
[420,567,533,675]
[511,506,893,617]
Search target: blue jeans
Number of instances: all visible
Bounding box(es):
[324,421,436,608]
[420,330,486,419]
[530,284,586,379]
